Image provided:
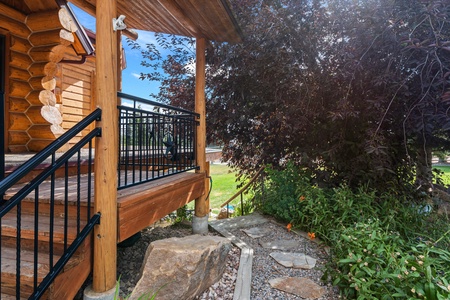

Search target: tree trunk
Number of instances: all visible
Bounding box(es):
[415,138,433,193]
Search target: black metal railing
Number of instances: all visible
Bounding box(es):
[0,91,4,185]
[117,92,199,189]
[0,108,102,299]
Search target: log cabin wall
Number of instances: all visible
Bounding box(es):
[2,7,33,152]
[26,8,78,152]
[59,47,96,150]
[1,5,92,153]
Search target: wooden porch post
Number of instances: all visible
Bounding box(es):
[93,0,118,293]
[193,37,209,233]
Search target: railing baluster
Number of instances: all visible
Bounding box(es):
[152,115,156,180]
[145,114,150,181]
[157,113,162,179]
[88,140,92,220]
[0,91,4,185]
[125,112,129,186]
[132,109,136,184]
[64,161,69,251]
[139,115,143,183]
[49,153,55,270]
[76,150,81,234]
[34,187,39,290]
[16,201,21,299]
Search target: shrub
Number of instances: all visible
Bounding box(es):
[254,162,450,299]
[329,220,450,300]
[259,161,309,222]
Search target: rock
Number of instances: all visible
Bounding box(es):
[241,227,270,238]
[129,235,231,300]
[259,240,300,251]
[269,277,325,299]
[270,252,317,269]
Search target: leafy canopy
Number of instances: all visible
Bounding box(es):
[129,0,450,192]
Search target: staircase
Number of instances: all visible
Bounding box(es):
[0,109,101,299]
[1,200,93,299]
[0,94,202,299]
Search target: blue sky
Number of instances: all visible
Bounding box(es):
[70,4,161,99]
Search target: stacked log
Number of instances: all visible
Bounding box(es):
[8,22,32,152]
[26,7,78,151]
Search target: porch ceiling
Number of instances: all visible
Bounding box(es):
[1,0,242,43]
[69,0,243,43]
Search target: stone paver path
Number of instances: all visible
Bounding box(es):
[209,212,334,299]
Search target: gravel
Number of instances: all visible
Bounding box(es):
[228,220,340,299]
[113,217,341,299]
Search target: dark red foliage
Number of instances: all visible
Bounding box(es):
[130,0,450,192]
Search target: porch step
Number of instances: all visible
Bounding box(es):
[1,246,52,298]
[5,160,94,184]
[0,294,27,300]
[2,209,88,248]
[1,209,92,299]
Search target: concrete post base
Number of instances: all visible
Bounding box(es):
[83,285,116,300]
[192,215,209,234]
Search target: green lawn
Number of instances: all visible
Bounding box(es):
[187,164,239,214]
[434,166,450,186]
[208,164,239,209]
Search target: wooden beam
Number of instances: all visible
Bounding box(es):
[26,8,77,40]
[123,28,138,41]
[194,37,209,217]
[117,173,205,242]
[0,3,26,23]
[0,15,30,38]
[93,0,118,293]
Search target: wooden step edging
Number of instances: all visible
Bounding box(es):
[208,222,252,300]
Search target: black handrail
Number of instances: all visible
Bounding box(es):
[118,92,200,118]
[0,108,101,196]
[0,128,101,218]
[30,213,101,300]
[0,109,101,299]
[117,93,199,189]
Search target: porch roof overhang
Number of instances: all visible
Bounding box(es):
[68,0,243,43]
[3,0,242,43]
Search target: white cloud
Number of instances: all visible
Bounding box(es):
[132,73,141,79]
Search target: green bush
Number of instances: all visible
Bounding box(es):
[259,163,431,243]
[330,220,450,300]
[259,161,312,222]
[255,162,450,299]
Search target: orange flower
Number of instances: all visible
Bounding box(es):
[308,232,316,240]
[299,195,306,202]
[286,223,292,232]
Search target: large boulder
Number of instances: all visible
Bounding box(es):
[129,234,231,300]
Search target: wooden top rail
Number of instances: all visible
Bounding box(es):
[220,166,265,208]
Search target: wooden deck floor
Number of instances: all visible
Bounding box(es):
[4,171,205,242]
